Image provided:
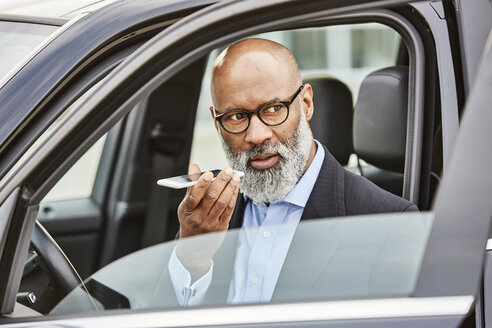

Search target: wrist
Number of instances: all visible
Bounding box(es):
[176,242,213,268]
[175,244,212,283]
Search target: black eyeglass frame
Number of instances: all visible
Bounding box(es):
[213,85,304,134]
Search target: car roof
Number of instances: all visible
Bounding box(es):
[0,0,117,21]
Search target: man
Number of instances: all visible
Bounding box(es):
[167,38,417,306]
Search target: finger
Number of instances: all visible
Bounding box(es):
[219,180,240,228]
[208,172,240,219]
[184,170,213,211]
[201,167,234,212]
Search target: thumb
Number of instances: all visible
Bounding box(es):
[188,163,201,175]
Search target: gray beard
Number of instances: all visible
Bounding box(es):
[219,109,312,204]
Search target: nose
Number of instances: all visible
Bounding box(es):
[244,114,273,145]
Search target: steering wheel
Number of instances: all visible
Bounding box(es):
[30,220,82,295]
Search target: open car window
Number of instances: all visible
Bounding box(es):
[52,212,432,314]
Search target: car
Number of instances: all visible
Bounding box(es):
[0,0,492,327]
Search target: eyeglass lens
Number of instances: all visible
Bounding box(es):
[221,102,288,133]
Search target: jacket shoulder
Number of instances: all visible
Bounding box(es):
[342,169,417,216]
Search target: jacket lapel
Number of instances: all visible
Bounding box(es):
[301,145,346,219]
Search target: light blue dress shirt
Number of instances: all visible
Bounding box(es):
[169,140,325,306]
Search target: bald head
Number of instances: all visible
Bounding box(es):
[210,38,302,108]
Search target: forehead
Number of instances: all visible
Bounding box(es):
[213,51,295,111]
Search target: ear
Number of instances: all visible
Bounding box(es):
[210,106,219,130]
[301,83,314,121]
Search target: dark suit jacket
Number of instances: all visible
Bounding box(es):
[154,146,418,306]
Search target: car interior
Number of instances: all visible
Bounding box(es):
[12,14,445,318]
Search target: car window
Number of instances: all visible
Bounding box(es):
[0,21,58,78]
[41,134,106,202]
[190,23,401,171]
[51,212,432,314]
[13,22,413,319]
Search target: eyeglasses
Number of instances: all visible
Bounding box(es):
[213,85,304,134]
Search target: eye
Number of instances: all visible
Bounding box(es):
[225,112,246,122]
[263,104,283,114]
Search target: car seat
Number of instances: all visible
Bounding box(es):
[304,75,354,166]
[353,66,408,196]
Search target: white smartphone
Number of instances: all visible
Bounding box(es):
[157,169,244,189]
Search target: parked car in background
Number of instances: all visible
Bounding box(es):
[0,0,492,327]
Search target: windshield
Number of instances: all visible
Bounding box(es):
[52,212,432,314]
[0,21,58,78]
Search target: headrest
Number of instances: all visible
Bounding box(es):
[353,66,408,173]
[304,75,354,165]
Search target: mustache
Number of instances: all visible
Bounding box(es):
[243,143,285,166]
[239,143,286,170]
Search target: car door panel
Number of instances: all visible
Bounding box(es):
[37,198,101,279]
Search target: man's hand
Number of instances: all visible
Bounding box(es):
[176,163,240,281]
[178,163,240,238]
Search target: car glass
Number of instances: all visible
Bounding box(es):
[0,21,58,78]
[41,134,107,202]
[51,212,432,314]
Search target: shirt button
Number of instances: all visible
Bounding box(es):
[250,277,258,284]
[263,230,270,238]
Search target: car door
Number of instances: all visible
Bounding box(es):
[0,0,491,325]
